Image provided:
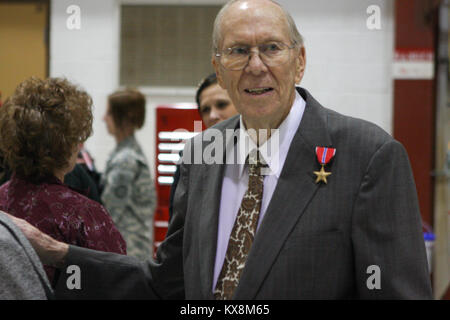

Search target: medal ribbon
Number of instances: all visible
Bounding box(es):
[315,147,336,165]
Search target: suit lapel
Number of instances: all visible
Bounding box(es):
[198,117,240,299]
[233,88,333,299]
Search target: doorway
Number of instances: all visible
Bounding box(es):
[0,0,49,102]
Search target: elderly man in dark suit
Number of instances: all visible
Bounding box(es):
[4,0,431,299]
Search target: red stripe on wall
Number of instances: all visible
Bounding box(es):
[393,0,437,225]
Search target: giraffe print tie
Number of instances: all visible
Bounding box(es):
[214,152,266,300]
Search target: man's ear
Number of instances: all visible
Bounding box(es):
[212,56,226,89]
[294,46,306,84]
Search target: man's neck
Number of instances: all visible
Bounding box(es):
[242,107,293,146]
[242,91,296,146]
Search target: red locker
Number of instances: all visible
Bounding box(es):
[154,104,204,255]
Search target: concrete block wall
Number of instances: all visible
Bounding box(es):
[290,0,394,135]
[50,0,120,172]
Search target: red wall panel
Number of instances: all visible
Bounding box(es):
[153,105,203,254]
[394,0,437,225]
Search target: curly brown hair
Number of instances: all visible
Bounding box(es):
[107,89,146,130]
[0,77,93,183]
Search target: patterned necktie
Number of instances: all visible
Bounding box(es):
[214,151,266,300]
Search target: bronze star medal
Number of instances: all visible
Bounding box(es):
[314,164,332,184]
[314,147,336,184]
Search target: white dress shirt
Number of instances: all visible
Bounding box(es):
[212,90,306,291]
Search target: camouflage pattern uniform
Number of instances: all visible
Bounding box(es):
[101,136,156,260]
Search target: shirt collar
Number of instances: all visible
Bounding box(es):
[117,135,136,148]
[237,89,306,178]
[112,135,137,157]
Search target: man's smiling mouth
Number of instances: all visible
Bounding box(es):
[244,87,274,95]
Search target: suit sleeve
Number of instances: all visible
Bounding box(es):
[168,150,183,223]
[351,140,432,299]
[55,142,192,300]
[54,245,160,299]
[168,164,180,223]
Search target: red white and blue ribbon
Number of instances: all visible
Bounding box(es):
[315,147,336,165]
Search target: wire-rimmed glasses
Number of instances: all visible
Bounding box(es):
[215,41,297,71]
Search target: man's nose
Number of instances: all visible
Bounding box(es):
[245,49,268,75]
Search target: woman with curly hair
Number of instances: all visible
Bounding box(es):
[0,77,126,286]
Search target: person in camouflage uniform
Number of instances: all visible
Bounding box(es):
[102,89,156,260]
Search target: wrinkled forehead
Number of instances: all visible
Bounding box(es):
[218,1,290,48]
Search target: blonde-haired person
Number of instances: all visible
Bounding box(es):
[102,89,156,260]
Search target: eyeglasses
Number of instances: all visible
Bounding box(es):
[215,41,297,71]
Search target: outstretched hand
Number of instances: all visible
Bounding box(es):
[1,210,69,267]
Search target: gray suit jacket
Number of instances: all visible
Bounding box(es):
[0,212,53,299]
[56,88,432,299]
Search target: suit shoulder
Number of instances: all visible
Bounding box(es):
[0,223,48,299]
[0,223,33,268]
[0,222,21,250]
[323,107,395,151]
[186,115,239,148]
[211,114,240,131]
[0,221,35,275]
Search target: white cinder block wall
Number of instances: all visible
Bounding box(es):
[285,0,394,135]
[50,0,394,175]
[50,0,121,172]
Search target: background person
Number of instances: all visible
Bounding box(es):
[76,146,103,194]
[0,99,101,203]
[1,160,102,204]
[0,77,126,285]
[64,164,102,204]
[169,73,239,221]
[196,72,239,128]
[101,89,156,260]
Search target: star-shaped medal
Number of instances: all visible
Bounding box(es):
[314,164,332,184]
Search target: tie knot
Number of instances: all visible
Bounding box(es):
[247,150,267,174]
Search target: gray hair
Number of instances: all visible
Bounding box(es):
[212,0,304,53]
